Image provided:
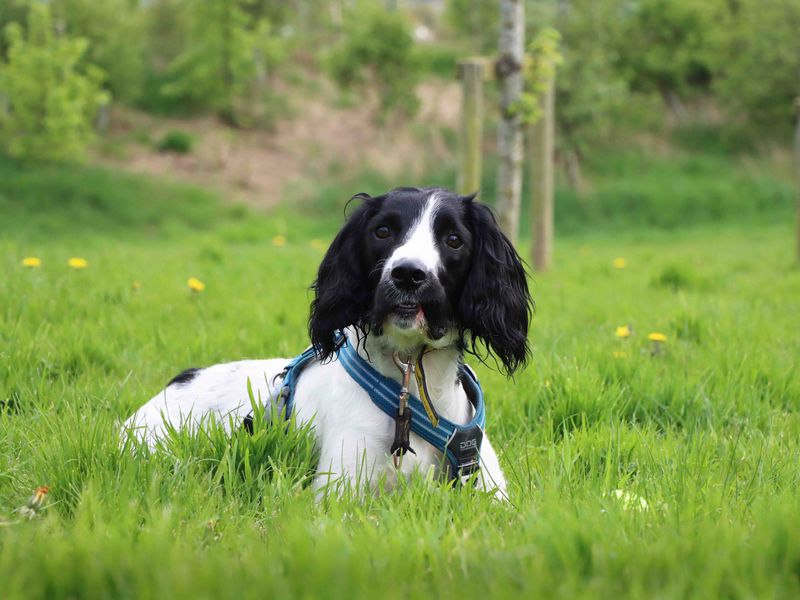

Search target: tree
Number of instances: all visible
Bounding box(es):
[328,6,421,119]
[495,0,525,243]
[162,0,273,124]
[528,0,639,190]
[710,0,800,136]
[0,3,108,163]
[615,0,719,113]
[51,0,146,104]
[446,0,498,54]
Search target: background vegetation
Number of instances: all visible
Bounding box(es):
[1,1,798,598]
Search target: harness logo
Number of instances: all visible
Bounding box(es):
[459,438,478,451]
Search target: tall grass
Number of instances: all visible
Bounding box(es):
[1,156,799,597]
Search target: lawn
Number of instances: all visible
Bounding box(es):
[1,156,799,598]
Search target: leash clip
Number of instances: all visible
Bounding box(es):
[390,353,416,468]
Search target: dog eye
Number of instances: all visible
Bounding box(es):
[445,234,463,249]
[374,225,391,240]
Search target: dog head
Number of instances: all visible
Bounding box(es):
[309,187,532,375]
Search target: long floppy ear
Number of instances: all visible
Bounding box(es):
[458,198,533,376]
[309,195,375,359]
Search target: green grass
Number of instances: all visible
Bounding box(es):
[1,156,800,598]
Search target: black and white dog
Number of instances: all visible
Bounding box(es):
[124,187,532,499]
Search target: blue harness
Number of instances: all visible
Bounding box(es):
[266,335,486,480]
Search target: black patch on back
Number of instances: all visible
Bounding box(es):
[167,367,201,387]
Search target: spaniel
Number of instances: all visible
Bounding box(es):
[124,187,532,499]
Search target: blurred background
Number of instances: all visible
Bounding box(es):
[1,0,797,240]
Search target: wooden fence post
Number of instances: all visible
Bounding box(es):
[458,59,485,196]
[495,0,525,244]
[530,74,555,271]
[795,97,800,264]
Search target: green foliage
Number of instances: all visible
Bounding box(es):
[156,129,195,154]
[710,0,800,136]
[543,0,642,160]
[162,0,283,124]
[51,0,146,104]
[327,7,421,118]
[445,0,498,53]
[0,3,108,163]
[516,28,562,125]
[0,0,28,57]
[614,0,719,98]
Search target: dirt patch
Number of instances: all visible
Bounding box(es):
[98,80,462,207]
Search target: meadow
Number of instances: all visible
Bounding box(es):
[1,154,799,598]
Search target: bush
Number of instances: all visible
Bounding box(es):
[51,0,146,105]
[0,3,108,163]
[327,8,420,118]
[156,130,194,154]
[710,0,800,137]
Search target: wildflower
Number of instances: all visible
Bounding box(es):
[615,325,631,339]
[608,488,648,512]
[19,485,49,520]
[272,235,287,247]
[187,277,205,292]
[67,257,88,270]
[612,258,627,269]
[309,239,326,251]
[131,281,141,291]
[22,257,42,268]
[648,332,667,356]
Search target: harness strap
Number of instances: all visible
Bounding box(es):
[245,334,486,482]
[337,338,485,480]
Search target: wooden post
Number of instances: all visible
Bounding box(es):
[795,98,800,263]
[495,0,525,244]
[458,59,485,196]
[530,75,555,271]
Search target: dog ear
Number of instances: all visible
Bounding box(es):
[458,198,533,376]
[309,195,374,359]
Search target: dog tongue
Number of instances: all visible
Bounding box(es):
[415,305,425,324]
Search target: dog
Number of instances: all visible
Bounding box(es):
[124,187,532,499]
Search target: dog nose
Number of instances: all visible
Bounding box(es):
[391,260,428,291]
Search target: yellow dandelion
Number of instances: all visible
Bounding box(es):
[67,257,88,270]
[647,332,667,343]
[131,281,141,291]
[613,350,629,359]
[187,277,205,292]
[272,235,287,247]
[22,257,42,268]
[615,325,631,339]
[612,257,627,269]
[309,238,326,251]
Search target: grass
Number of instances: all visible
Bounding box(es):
[1,155,800,598]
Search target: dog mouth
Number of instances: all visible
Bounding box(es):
[371,280,452,342]
[394,302,422,318]
[391,303,426,330]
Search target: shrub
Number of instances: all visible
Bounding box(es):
[327,7,420,118]
[156,130,194,154]
[0,3,108,163]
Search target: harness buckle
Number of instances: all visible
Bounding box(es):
[445,426,484,478]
